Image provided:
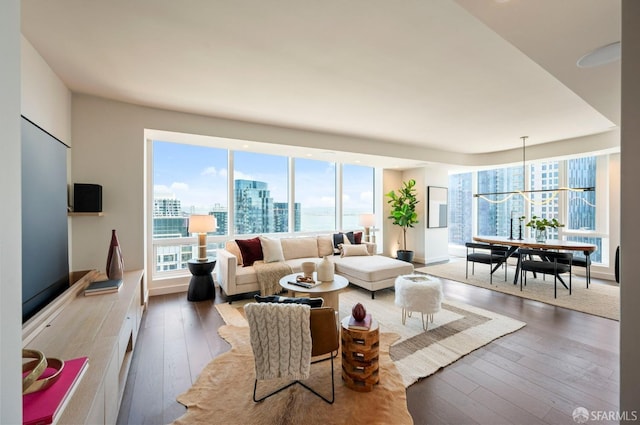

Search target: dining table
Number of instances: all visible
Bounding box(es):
[472,235,597,285]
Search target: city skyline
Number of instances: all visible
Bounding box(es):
[152,141,374,216]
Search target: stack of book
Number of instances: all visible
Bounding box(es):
[23,357,88,425]
[83,278,123,296]
[348,313,372,331]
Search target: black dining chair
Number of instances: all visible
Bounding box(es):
[465,242,510,285]
[519,248,573,298]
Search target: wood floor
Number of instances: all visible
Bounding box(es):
[117,271,619,425]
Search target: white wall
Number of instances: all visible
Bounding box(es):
[20,36,72,145]
[620,0,640,413]
[423,166,450,264]
[1,1,22,422]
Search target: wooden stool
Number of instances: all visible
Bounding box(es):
[340,317,379,392]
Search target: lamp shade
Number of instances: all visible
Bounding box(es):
[188,215,216,234]
[358,213,375,228]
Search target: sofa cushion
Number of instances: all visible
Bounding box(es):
[281,237,319,260]
[236,237,263,267]
[317,235,334,257]
[341,244,370,257]
[260,236,285,263]
[334,255,414,282]
[225,240,243,266]
[354,231,363,244]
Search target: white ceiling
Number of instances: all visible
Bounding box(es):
[21,0,620,159]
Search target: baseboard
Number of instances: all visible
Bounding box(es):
[149,282,189,297]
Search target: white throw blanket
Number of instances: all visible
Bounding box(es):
[245,303,312,381]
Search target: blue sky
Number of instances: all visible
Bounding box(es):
[153,141,374,215]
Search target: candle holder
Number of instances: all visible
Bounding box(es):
[508,218,514,240]
[518,218,524,240]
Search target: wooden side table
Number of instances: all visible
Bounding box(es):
[187,259,216,301]
[340,317,380,392]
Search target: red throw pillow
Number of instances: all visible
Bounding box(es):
[354,231,363,244]
[235,237,263,267]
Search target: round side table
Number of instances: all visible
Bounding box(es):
[340,316,380,392]
[187,259,216,301]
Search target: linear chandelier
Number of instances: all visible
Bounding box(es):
[474,136,595,205]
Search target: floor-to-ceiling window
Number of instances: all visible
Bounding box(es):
[294,158,336,232]
[449,154,607,265]
[234,151,289,234]
[448,172,473,245]
[151,140,375,278]
[152,141,228,273]
[342,164,374,230]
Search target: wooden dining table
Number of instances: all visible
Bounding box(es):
[472,235,597,284]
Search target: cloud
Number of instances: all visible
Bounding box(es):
[153,185,174,197]
[234,170,254,181]
[171,182,189,191]
[342,194,351,202]
[201,166,217,176]
[219,168,228,178]
[360,191,373,202]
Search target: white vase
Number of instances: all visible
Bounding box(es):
[317,256,334,282]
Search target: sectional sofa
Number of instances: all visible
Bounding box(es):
[217,234,414,300]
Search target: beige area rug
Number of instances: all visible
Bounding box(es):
[174,303,413,425]
[416,260,620,321]
[213,286,525,388]
[337,287,525,387]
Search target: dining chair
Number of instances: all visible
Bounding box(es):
[465,242,510,285]
[519,248,573,298]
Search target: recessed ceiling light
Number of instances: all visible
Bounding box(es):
[306,153,312,157]
[577,41,621,68]
[242,144,249,149]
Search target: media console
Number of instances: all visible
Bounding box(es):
[23,269,145,424]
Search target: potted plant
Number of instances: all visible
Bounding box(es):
[524,215,564,242]
[386,179,419,262]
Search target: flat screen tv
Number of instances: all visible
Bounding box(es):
[21,116,70,323]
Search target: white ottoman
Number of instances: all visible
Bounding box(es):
[394,274,443,331]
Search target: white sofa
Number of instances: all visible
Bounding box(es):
[217,235,414,300]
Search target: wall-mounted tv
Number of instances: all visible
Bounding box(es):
[21,116,70,323]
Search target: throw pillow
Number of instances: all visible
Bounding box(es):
[344,231,356,244]
[253,294,324,308]
[354,231,363,244]
[317,235,334,257]
[236,237,263,267]
[225,240,244,266]
[341,244,370,257]
[259,236,285,263]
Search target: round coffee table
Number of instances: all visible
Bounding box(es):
[278,273,348,311]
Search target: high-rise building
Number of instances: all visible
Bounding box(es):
[234,179,274,234]
[210,203,228,235]
[448,173,473,245]
[153,197,188,238]
[274,202,302,232]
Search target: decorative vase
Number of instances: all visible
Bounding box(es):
[106,229,125,280]
[352,303,366,321]
[535,228,547,243]
[316,255,334,282]
[302,261,315,278]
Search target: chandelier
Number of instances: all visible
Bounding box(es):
[474,136,595,205]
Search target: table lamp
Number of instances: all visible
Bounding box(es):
[188,215,217,261]
[358,213,376,243]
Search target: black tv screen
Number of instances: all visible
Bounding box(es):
[21,116,70,323]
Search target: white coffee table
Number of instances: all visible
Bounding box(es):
[279,273,349,311]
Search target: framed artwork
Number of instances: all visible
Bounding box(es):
[427,186,448,228]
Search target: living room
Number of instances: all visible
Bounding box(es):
[2,1,640,423]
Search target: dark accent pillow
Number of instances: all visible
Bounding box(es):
[354,231,363,244]
[236,237,263,267]
[332,233,344,249]
[344,231,355,244]
[253,294,324,308]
